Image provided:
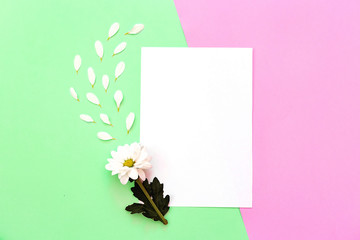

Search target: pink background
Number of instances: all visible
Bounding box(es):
[174,0,360,239]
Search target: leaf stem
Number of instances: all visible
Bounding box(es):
[135,178,168,225]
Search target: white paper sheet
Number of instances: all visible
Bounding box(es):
[140,47,252,207]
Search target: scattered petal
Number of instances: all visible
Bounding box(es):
[125,24,144,35]
[80,114,95,123]
[102,75,109,92]
[100,113,112,126]
[115,61,125,81]
[95,40,103,62]
[87,67,96,88]
[70,87,79,101]
[74,55,81,74]
[107,22,119,40]
[112,42,127,56]
[114,90,123,112]
[86,92,101,107]
[126,112,135,134]
[97,131,115,140]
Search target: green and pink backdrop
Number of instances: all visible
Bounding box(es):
[1,0,359,239]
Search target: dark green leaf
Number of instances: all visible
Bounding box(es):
[130,182,149,204]
[125,177,170,223]
[125,203,144,214]
[143,179,153,196]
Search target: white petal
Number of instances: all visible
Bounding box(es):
[135,162,150,170]
[102,75,109,92]
[107,158,123,170]
[107,22,119,40]
[130,143,141,159]
[125,24,144,35]
[128,168,138,180]
[136,151,150,164]
[111,169,120,175]
[105,162,112,171]
[87,67,96,88]
[121,145,131,159]
[137,169,146,180]
[95,40,103,61]
[70,87,79,101]
[139,161,152,170]
[100,113,112,126]
[113,42,127,56]
[108,158,121,165]
[74,55,81,73]
[126,112,135,134]
[80,114,95,123]
[119,174,129,184]
[111,151,119,159]
[114,90,123,112]
[97,132,115,140]
[117,145,125,154]
[105,160,121,175]
[115,62,125,81]
[106,158,118,165]
[118,168,128,178]
[86,93,101,107]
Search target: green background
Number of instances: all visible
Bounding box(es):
[0,0,249,239]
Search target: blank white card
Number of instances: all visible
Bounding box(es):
[140,48,252,207]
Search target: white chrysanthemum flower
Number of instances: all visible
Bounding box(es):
[105,143,152,184]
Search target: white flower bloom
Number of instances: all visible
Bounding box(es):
[70,87,79,101]
[105,143,152,184]
[102,75,109,92]
[125,24,144,35]
[126,112,135,134]
[80,114,95,123]
[97,131,115,141]
[112,42,126,56]
[115,61,125,81]
[74,55,81,74]
[107,22,119,40]
[100,113,112,126]
[114,90,123,112]
[88,67,96,88]
[95,40,103,61]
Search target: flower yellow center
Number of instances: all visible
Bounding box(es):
[123,159,134,167]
